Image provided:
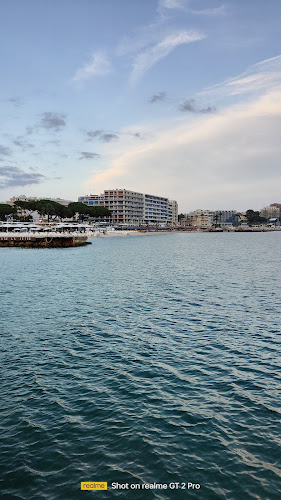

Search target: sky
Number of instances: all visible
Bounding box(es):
[1,0,281,211]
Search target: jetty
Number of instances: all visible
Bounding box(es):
[0,231,90,248]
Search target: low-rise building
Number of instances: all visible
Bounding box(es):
[180,209,213,229]
[6,195,73,206]
[210,210,237,227]
[180,209,237,228]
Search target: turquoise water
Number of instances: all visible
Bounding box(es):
[1,232,281,499]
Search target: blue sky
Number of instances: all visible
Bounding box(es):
[1,0,281,211]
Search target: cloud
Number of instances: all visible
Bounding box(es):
[149,92,167,103]
[86,129,140,143]
[158,0,226,15]
[191,5,226,16]
[13,137,34,149]
[39,112,66,131]
[86,130,119,142]
[8,96,24,107]
[179,98,215,113]
[0,145,12,157]
[72,52,112,82]
[199,54,281,99]
[179,98,196,112]
[130,31,205,84]
[100,133,119,143]
[0,166,45,188]
[87,130,103,140]
[158,0,189,9]
[79,152,100,160]
[86,89,281,211]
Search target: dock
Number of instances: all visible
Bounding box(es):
[0,232,91,248]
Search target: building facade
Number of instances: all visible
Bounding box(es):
[180,209,237,228]
[168,200,178,226]
[260,203,281,220]
[181,209,213,229]
[79,189,178,226]
[6,195,73,207]
[210,210,237,227]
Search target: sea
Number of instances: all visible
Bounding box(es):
[1,232,280,500]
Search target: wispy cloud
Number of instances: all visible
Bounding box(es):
[158,0,225,15]
[158,0,190,10]
[191,5,226,16]
[0,145,12,157]
[87,130,103,140]
[72,52,112,83]
[86,129,140,142]
[149,92,167,103]
[179,98,215,113]
[79,152,100,160]
[0,166,45,188]
[13,137,34,149]
[26,126,34,135]
[199,54,281,99]
[130,31,205,85]
[86,90,281,211]
[8,96,24,107]
[39,112,66,132]
[86,130,118,142]
[100,133,119,143]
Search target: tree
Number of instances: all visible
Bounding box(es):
[14,200,37,221]
[0,204,16,221]
[246,209,267,226]
[35,199,67,222]
[68,202,111,221]
[213,212,223,227]
[88,206,111,219]
[68,202,90,221]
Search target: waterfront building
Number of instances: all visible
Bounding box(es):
[168,200,178,226]
[6,195,73,207]
[210,210,237,227]
[6,195,74,222]
[235,213,248,225]
[143,193,169,225]
[104,189,144,225]
[260,203,281,220]
[79,189,178,226]
[78,194,105,207]
[180,209,237,228]
[180,210,213,229]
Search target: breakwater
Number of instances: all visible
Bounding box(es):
[0,232,90,248]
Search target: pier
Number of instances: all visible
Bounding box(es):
[0,232,90,248]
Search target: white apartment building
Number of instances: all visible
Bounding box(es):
[168,200,178,226]
[104,189,144,225]
[78,194,103,207]
[79,189,178,226]
[144,193,169,225]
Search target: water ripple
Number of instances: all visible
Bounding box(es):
[1,233,281,499]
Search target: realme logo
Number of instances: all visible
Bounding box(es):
[81,482,107,490]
